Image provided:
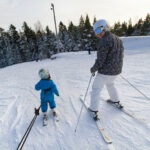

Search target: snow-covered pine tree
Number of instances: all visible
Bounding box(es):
[121,22,128,36]
[67,22,79,51]
[45,26,57,57]
[22,22,37,61]
[58,21,68,52]
[127,19,134,36]
[84,14,93,51]
[112,21,122,36]
[0,28,8,67]
[8,24,22,65]
[143,14,150,35]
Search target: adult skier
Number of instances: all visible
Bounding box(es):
[89,19,124,120]
[35,69,59,125]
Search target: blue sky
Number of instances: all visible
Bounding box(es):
[0,0,150,32]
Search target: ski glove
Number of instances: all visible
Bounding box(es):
[35,108,40,116]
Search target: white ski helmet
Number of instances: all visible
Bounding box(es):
[93,19,109,32]
[38,69,50,79]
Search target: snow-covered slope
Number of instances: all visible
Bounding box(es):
[0,36,150,150]
[121,36,150,51]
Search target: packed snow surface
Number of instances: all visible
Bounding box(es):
[0,36,150,150]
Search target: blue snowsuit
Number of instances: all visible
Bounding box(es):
[35,79,59,112]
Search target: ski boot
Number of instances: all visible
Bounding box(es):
[52,109,59,122]
[53,111,58,117]
[88,108,100,121]
[43,113,48,126]
[107,100,123,109]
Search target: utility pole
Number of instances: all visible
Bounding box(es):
[50,3,63,54]
[51,3,58,35]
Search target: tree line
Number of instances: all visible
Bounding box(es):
[0,13,150,68]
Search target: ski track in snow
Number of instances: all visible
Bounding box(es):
[0,36,150,150]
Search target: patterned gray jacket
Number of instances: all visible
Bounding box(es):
[91,31,124,75]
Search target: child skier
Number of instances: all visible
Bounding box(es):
[35,68,59,125]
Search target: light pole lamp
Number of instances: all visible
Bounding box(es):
[51,3,58,36]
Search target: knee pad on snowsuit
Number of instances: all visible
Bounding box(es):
[49,100,56,109]
[41,101,48,112]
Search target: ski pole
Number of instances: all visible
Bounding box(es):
[75,74,93,133]
[120,75,150,101]
[17,106,41,150]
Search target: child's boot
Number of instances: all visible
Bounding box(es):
[52,109,59,122]
[52,108,58,117]
[43,112,48,126]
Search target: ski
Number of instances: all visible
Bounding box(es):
[43,111,59,126]
[106,100,145,124]
[79,96,113,145]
